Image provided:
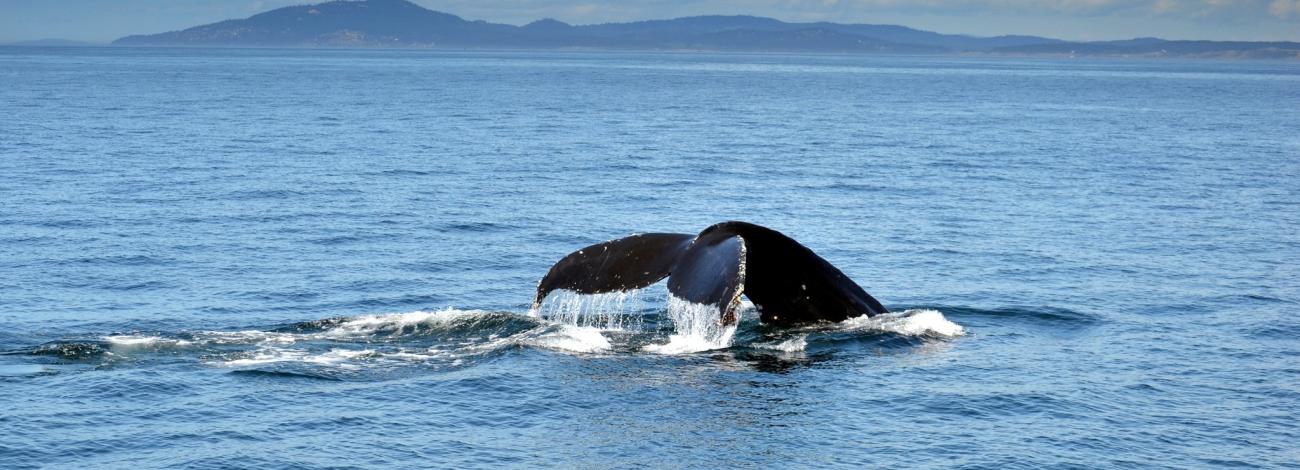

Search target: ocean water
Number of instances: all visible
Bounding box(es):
[1,46,1298,468]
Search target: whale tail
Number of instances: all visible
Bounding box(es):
[533,221,887,326]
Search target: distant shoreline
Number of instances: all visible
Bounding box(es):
[95,0,1299,61]
[8,42,1298,62]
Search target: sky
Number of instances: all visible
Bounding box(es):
[1,0,1296,44]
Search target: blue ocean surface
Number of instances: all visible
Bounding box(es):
[1,47,1298,468]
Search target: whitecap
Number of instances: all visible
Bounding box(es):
[319,307,496,338]
[103,335,193,347]
[840,309,965,337]
[753,334,808,352]
[221,348,372,369]
[528,325,611,353]
[201,330,299,345]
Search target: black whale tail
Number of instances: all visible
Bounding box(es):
[533,221,887,327]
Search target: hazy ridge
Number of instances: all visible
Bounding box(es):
[92,0,1300,59]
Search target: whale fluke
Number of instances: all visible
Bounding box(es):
[666,228,747,325]
[533,221,887,326]
[533,233,693,305]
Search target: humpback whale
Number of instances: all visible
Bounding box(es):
[533,221,887,327]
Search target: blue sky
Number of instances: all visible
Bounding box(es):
[1,0,1296,43]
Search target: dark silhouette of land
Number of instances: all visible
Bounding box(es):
[111,0,1300,59]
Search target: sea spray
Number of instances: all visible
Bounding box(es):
[643,296,738,354]
[532,289,649,331]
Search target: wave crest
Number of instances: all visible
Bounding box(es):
[838,309,965,337]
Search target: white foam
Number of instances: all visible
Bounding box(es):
[385,350,457,362]
[754,334,808,352]
[202,330,299,345]
[840,309,965,337]
[193,308,546,369]
[528,325,611,353]
[643,296,737,354]
[321,307,493,337]
[104,335,193,347]
[222,348,372,369]
[189,308,502,348]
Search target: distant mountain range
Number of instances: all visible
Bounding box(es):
[111,0,1300,59]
